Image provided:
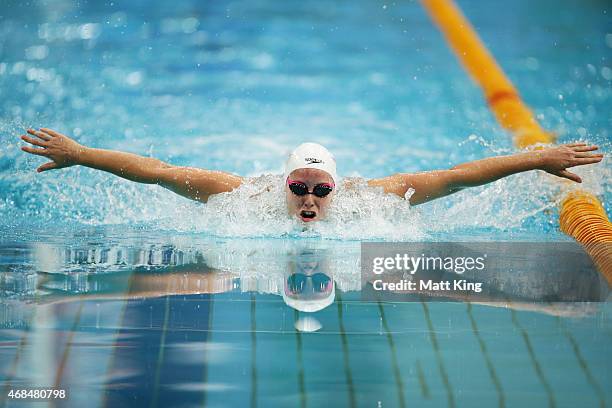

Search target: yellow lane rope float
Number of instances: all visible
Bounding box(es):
[560,192,612,283]
[420,0,612,284]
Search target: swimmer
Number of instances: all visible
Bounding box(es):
[20,128,603,222]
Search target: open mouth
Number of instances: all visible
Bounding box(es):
[300,210,317,222]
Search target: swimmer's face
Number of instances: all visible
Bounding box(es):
[285,168,335,223]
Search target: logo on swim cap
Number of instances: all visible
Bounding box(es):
[284,142,338,185]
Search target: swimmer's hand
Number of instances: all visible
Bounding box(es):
[369,142,604,205]
[20,128,85,172]
[537,143,603,183]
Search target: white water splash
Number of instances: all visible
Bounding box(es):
[161,175,426,240]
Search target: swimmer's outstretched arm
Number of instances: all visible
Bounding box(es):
[20,128,242,202]
[368,143,603,205]
[32,269,237,305]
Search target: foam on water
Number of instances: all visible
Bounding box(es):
[155,174,427,240]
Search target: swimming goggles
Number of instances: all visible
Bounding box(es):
[287,179,334,198]
[286,273,332,294]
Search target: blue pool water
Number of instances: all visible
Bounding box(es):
[1,0,611,406]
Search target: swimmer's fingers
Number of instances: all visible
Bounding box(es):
[21,134,47,148]
[555,170,582,183]
[39,128,63,138]
[21,146,49,157]
[571,145,599,152]
[37,162,59,173]
[563,142,587,147]
[573,157,603,165]
[574,152,603,159]
[26,128,52,141]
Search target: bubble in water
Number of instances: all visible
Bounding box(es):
[126,71,143,86]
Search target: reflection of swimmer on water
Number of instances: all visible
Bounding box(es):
[12,243,607,319]
[282,249,336,313]
[18,261,604,319]
[17,248,339,313]
[21,128,603,223]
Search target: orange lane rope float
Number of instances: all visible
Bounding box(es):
[420,0,611,283]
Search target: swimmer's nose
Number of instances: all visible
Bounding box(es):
[303,196,316,208]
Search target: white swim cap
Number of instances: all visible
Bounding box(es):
[284,142,338,185]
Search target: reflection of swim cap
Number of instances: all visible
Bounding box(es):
[294,316,322,332]
[282,280,336,313]
[284,143,338,185]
